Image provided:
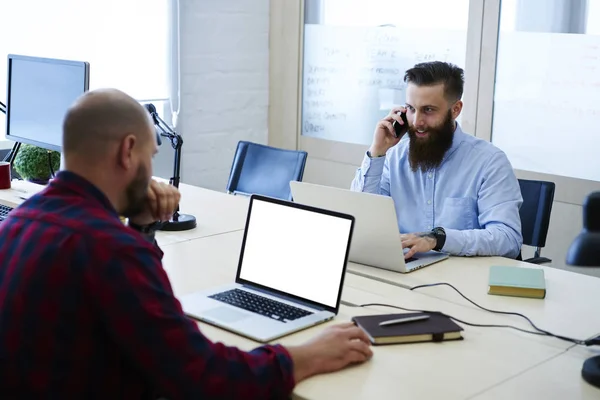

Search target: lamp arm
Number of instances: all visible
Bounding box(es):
[150,111,182,190]
[153,113,182,150]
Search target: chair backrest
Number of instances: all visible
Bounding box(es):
[226,141,308,201]
[518,179,556,249]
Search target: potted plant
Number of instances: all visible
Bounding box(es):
[13,144,61,185]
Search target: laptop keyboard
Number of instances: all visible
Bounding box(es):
[209,288,313,323]
[0,204,14,222]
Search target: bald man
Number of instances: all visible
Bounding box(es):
[0,89,372,399]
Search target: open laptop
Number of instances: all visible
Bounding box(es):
[178,194,355,343]
[290,181,448,273]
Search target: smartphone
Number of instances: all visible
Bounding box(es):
[392,111,409,138]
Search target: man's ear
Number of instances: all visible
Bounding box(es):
[451,100,463,120]
[117,134,137,170]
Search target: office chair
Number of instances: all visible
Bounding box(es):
[517,179,556,264]
[226,141,308,201]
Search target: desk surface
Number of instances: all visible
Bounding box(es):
[348,257,600,342]
[471,346,600,400]
[0,179,249,246]
[161,232,574,400]
[3,181,599,398]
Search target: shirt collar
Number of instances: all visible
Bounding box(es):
[49,170,120,218]
[441,122,466,163]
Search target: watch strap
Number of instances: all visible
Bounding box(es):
[432,227,446,251]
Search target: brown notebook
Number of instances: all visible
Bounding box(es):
[352,312,464,345]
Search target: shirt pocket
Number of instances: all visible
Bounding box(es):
[439,197,474,230]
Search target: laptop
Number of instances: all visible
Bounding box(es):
[290,181,449,273]
[179,194,355,343]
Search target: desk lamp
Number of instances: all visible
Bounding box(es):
[566,191,600,388]
[144,104,197,231]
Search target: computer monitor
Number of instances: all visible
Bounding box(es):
[5,54,89,152]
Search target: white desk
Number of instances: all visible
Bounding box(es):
[5,181,600,398]
[0,179,250,247]
[348,257,600,342]
[161,232,572,400]
[163,231,577,351]
[471,346,600,400]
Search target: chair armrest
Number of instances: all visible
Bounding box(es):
[524,256,552,265]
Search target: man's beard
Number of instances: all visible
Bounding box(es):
[121,163,150,218]
[407,110,455,172]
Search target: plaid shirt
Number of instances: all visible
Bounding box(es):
[0,171,294,399]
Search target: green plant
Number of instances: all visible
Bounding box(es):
[13,144,61,183]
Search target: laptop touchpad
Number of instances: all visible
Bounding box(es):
[203,306,250,323]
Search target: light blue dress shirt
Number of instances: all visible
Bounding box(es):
[351,124,523,258]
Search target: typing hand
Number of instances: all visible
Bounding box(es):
[401,232,437,259]
[128,180,181,226]
[287,322,373,383]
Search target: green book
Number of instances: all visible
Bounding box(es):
[488,265,546,299]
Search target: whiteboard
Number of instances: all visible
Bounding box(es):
[301,24,467,145]
[492,31,600,182]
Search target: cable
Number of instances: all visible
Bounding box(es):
[47,151,55,179]
[347,302,552,338]
[409,282,591,345]
[345,282,597,347]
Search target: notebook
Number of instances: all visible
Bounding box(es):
[488,265,546,299]
[351,312,464,345]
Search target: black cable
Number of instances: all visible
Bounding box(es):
[346,281,597,346]
[409,282,591,345]
[47,151,55,179]
[347,302,552,338]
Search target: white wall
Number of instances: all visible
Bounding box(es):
[178,0,270,191]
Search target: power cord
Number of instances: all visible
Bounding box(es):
[47,151,55,179]
[345,282,599,347]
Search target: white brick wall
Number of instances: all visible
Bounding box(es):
[178,0,270,191]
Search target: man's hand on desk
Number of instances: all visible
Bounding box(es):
[401,232,437,259]
[286,322,373,383]
[128,179,181,226]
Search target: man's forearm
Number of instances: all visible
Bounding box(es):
[350,154,388,195]
[442,225,521,258]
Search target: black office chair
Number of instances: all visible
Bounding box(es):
[517,179,556,264]
[226,141,308,201]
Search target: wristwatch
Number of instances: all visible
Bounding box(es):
[128,221,163,235]
[431,227,446,251]
[366,150,386,158]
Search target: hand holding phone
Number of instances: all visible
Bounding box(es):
[392,111,408,138]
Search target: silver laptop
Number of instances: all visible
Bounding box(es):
[290,181,448,273]
[179,194,355,343]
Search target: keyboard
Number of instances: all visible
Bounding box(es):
[0,204,14,222]
[209,288,313,323]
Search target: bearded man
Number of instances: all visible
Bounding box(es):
[351,61,523,259]
[0,88,372,398]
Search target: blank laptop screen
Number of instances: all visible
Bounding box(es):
[238,198,352,309]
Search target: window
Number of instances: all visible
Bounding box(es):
[0,0,171,142]
[491,0,600,181]
[301,0,470,146]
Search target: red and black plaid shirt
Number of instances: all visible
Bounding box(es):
[0,171,294,399]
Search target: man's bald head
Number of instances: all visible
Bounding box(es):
[62,88,154,159]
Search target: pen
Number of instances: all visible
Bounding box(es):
[379,315,430,327]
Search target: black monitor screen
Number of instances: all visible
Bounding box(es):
[6,54,89,152]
